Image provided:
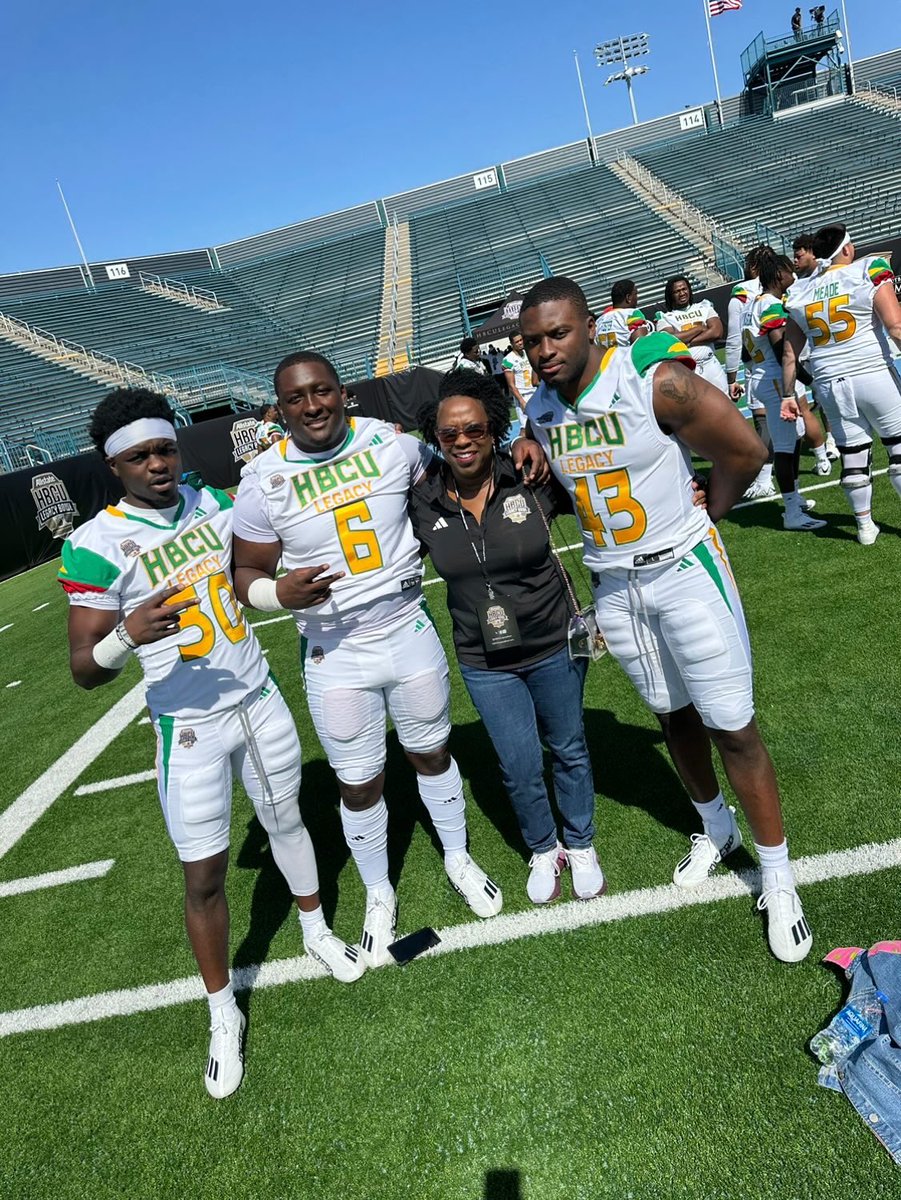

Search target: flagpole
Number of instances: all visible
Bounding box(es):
[56,180,96,290]
[573,51,595,146]
[702,0,725,127]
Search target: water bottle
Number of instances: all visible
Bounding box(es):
[809,992,888,1065]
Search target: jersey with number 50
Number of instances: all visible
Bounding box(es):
[234,417,430,635]
[58,485,267,719]
[524,333,709,571]
[784,256,895,381]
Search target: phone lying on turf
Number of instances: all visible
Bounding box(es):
[387,927,441,965]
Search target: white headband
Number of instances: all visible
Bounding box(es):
[104,419,178,459]
[816,231,851,270]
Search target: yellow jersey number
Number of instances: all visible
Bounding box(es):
[573,469,648,548]
[176,571,247,661]
[335,500,384,574]
[742,328,766,364]
[804,294,858,347]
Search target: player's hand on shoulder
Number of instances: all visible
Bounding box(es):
[511,436,550,485]
[123,585,200,645]
[275,565,345,608]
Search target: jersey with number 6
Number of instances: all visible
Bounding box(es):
[233,417,431,635]
[58,485,266,718]
[784,256,895,381]
[524,333,708,571]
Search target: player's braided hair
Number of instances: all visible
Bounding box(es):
[663,276,693,310]
[419,372,512,448]
[756,249,794,294]
[88,388,175,457]
[811,223,847,261]
[743,244,774,278]
[520,275,590,318]
[273,350,340,395]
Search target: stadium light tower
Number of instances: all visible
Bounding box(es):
[595,33,650,126]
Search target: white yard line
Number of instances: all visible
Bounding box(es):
[0,682,146,861]
[0,860,115,899]
[3,835,900,1038]
[74,770,156,796]
[0,624,13,634]
[32,603,50,612]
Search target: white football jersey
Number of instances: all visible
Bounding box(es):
[656,299,719,365]
[58,485,267,719]
[725,277,762,375]
[785,256,896,381]
[595,306,645,350]
[524,334,709,570]
[501,348,535,398]
[234,417,431,635]
[741,291,787,404]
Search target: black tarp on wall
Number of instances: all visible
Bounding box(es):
[1,367,445,579]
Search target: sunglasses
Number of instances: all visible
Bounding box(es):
[435,423,491,445]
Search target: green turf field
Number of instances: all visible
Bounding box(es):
[2,456,901,1199]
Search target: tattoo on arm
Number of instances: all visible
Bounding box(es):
[658,364,698,406]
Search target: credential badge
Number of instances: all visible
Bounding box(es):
[486,605,508,630]
[502,495,530,525]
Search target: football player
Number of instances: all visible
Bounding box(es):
[740,250,827,531]
[781,223,901,544]
[59,388,363,1101]
[726,247,776,499]
[655,276,728,393]
[594,280,651,350]
[231,352,544,967]
[520,277,813,963]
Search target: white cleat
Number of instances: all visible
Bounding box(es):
[800,497,817,512]
[857,519,880,546]
[359,886,397,968]
[527,844,566,904]
[303,923,366,983]
[565,845,607,900]
[783,511,827,532]
[205,1007,246,1100]
[445,852,503,918]
[673,807,742,888]
[757,888,813,963]
[825,434,840,461]
[813,458,832,476]
[743,478,777,501]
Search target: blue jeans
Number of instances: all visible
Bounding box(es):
[460,646,596,854]
[819,942,901,1164]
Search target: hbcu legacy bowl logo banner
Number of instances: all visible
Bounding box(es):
[31,471,78,540]
[230,417,259,464]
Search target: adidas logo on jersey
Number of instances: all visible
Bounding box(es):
[432,517,449,531]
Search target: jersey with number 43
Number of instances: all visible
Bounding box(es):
[58,485,266,719]
[234,417,429,634]
[785,256,895,381]
[524,333,708,571]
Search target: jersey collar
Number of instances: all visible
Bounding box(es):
[105,491,188,529]
[280,419,356,464]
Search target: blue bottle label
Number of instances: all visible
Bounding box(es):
[837,1005,871,1039]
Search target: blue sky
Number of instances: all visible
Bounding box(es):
[2,0,893,273]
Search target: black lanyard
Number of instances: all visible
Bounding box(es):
[448,469,498,600]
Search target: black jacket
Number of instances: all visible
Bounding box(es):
[409,454,574,670]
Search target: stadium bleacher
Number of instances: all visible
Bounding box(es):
[0,46,898,466]
[633,99,901,248]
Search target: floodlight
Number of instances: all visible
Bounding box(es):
[596,33,651,125]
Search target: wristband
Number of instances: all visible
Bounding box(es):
[92,624,135,670]
[247,576,283,612]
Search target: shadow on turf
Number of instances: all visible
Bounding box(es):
[725,494,901,543]
[484,1168,521,1199]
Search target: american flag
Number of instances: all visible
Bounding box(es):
[709,0,742,13]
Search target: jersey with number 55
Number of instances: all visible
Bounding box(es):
[234,418,431,634]
[58,485,267,718]
[784,256,895,381]
[524,333,708,571]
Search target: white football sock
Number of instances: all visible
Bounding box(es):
[758,462,774,484]
[297,904,327,939]
[340,798,390,890]
[417,760,467,857]
[206,980,238,1020]
[691,792,733,845]
[755,839,795,892]
[812,444,828,466]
